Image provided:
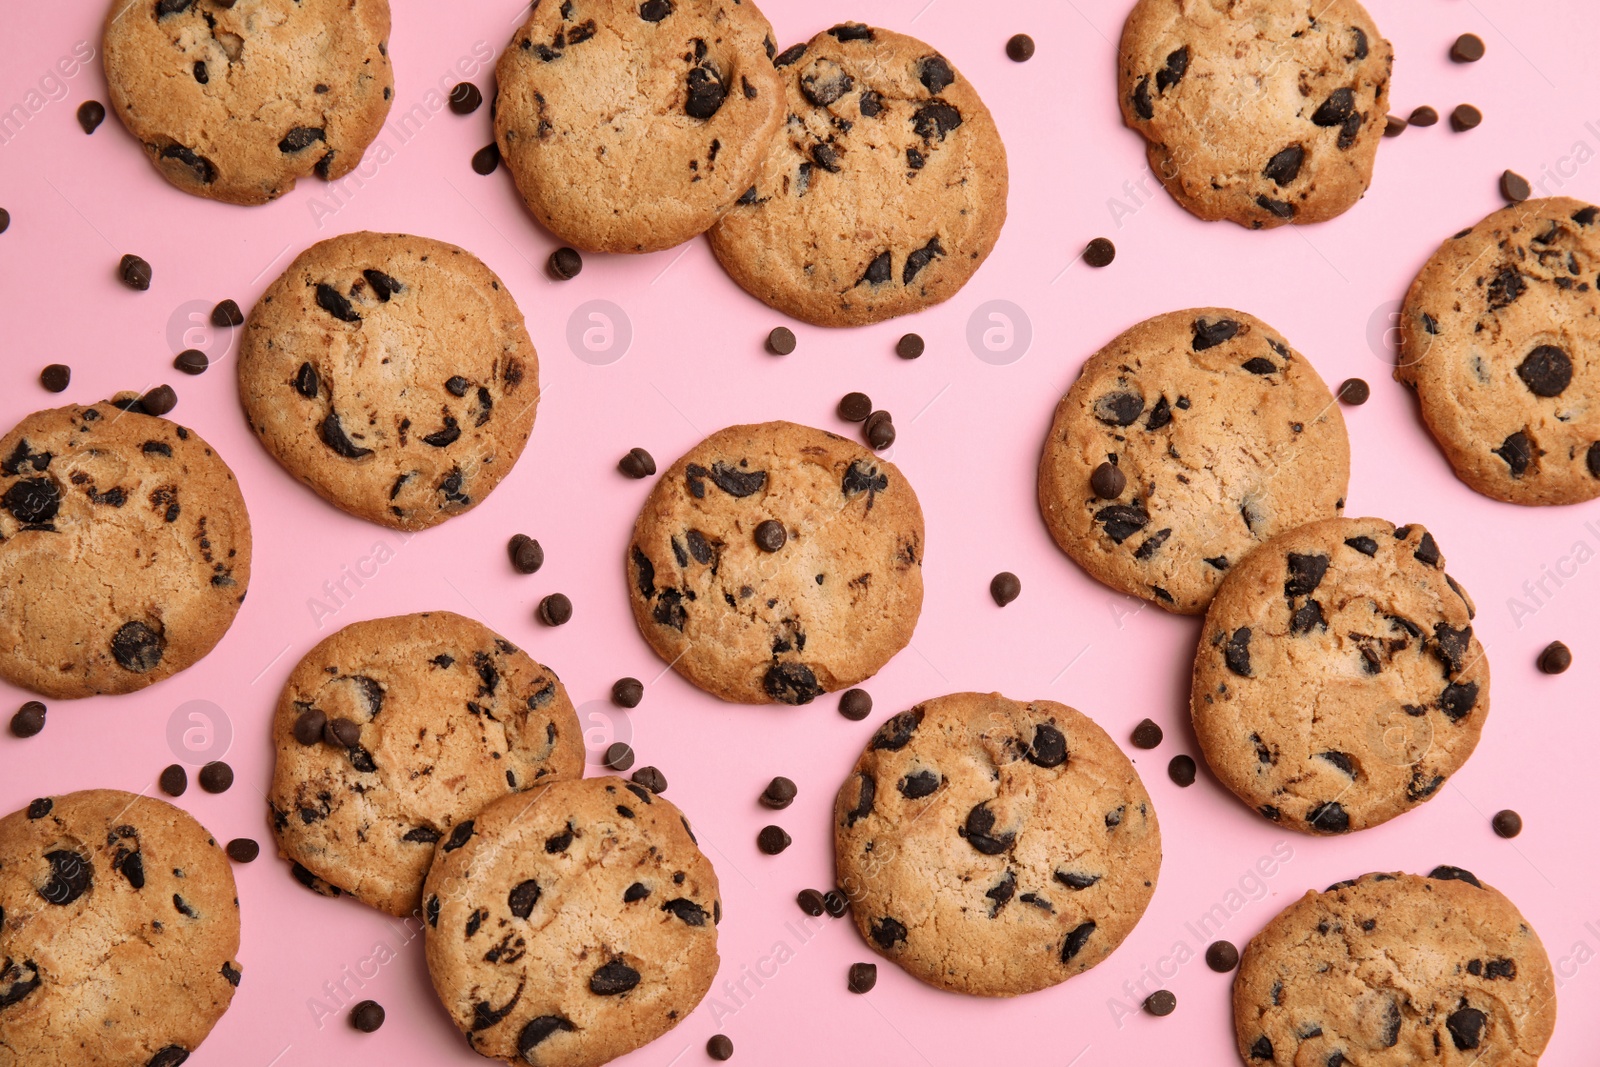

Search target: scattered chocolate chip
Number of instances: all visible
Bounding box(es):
[990,571,1020,607]
[1083,237,1116,267]
[472,143,500,175]
[0,208,9,234]
[1144,990,1176,1017]
[226,838,260,862]
[754,519,787,552]
[797,888,827,916]
[350,1000,385,1033]
[1130,718,1163,749]
[293,706,326,746]
[839,688,872,720]
[864,410,896,451]
[1338,377,1370,405]
[1205,940,1239,972]
[10,700,46,738]
[1450,33,1485,63]
[199,761,233,793]
[508,534,544,574]
[211,299,244,327]
[1384,113,1407,137]
[848,962,878,993]
[766,327,796,355]
[119,254,152,291]
[76,100,105,134]
[1168,754,1196,787]
[896,333,925,360]
[612,677,644,708]
[605,742,634,771]
[538,593,572,626]
[629,766,666,795]
[1451,104,1482,132]
[822,889,850,917]
[757,825,791,854]
[760,776,797,809]
[1537,641,1571,674]
[140,385,177,416]
[1090,462,1126,499]
[838,392,873,422]
[1006,33,1035,62]
[448,81,483,114]
[618,447,656,478]
[39,364,71,392]
[1492,810,1522,838]
[706,1035,734,1061]
[1501,170,1531,203]
[174,349,208,375]
[159,764,187,796]
[1409,105,1439,127]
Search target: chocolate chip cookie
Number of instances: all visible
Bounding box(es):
[0,789,242,1066]
[238,231,538,530]
[102,0,393,206]
[1118,0,1392,228]
[268,611,583,917]
[833,692,1161,997]
[1039,309,1349,614]
[708,23,1009,326]
[1396,197,1600,505]
[1193,518,1488,835]
[626,421,924,705]
[0,403,251,699]
[423,778,720,1067]
[1235,870,1556,1065]
[494,0,784,254]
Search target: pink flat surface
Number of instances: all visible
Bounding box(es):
[2,0,1598,1063]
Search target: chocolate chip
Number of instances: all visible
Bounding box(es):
[848,962,878,993]
[448,81,483,114]
[111,621,164,672]
[1517,345,1572,397]
[760,776,797,809]
[119,254,153,291]
[1144,990,1176,1016]
[293,706,326,746]
[1191,317,1239,350]
[0,208,8,234]
[756,825,791,854]
[1446,1006,1486,1050]
[503,534,544,576]
[76,100,105,134]
[199,761,233,793]
[838,392,873,421]
[139,385,177,416]
[823,890,850,917]
[1205,940,1239,972]
[225,838,259,863]
[918,54,955,94]
[39,364,70,392]
[278,127,325,153]
[706,1035,734,1061]
[611,677,644,708]
[39,848,91,905]
[1451,34,1485,62]
[472,143,500,174]
[754,519,787,553]
[1090,461,1126,499]
[685,64,728,119]
[627,767,665,796]
[605,742,634,771]
[159,764,187,796]
[1501,169,1531,203]
[961,802,1014,854]
[1130,718,1162,749]
[350,1000,385,1033]
[1168,754,1196,787]
[896,333,925,359]
[167,348,207,376]
[1538,641,1571,674]
[1083,237,1116,267]
[988,571,1020,607]
[864,410,896,450]
[618,447,656,478]
[1262,144,1305,186]
[1409,105,1439,127]
[1006,34,1035,62]
[1311,88,1354,127]
[9,700,45,738]
[1307,801,1349,833]
[839,688,872,720]
[766,326,796,355]
[538,593,572,626]
[1384,114,1407,137]
[1338,377,1370,405]
[1451,104,1482,131]
[790,889,825,917]
[640,0,673,20]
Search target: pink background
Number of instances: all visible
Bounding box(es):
[2,1,1598,1063]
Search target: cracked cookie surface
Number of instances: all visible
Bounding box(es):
[0,403,251,699]
[708,22,1008,326]
[267,611,582,918]
[1117,0,1391,229]
[1039,308,1349,615]
[1235,870,1555,1066]
[238,231,538,530]
[1397,197,1600,505]
[833,692,1160,997]
[102,0,393,206]
[0,789,242,1067]
[1193,518,1488,835]
[494,0,784,254]
[626,421,924,705]
[423,778,720,1067]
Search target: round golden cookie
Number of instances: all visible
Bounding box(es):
[833,692,1161,997]
[102,0,393,205]
[626,421,924,705]
[0,789,242,1067]
[1038,309,1349,615]
[494,0,785,253]
[708,22,1009,326]
[423,778,720,1067]
[1396,197,1600,505]
[0,403,251,699]
[238,231,538,530]
[267,611,583,917]
[1235,870,1556,1066]
[1193,517,1488,835]
[1118,0,1392,228]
